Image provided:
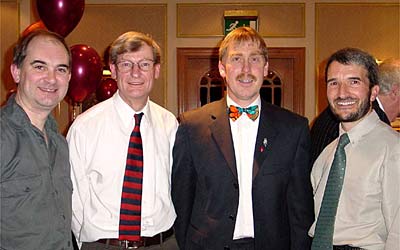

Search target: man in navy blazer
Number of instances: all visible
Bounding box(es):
[171,27,314,250]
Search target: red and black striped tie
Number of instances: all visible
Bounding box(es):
[119,113,144,241]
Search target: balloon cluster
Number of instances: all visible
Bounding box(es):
[22,0,116,107]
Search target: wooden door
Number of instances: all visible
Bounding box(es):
[177,47,305,115]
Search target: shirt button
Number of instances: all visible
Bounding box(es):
[233,183,239,189]
[224,246,230,250]
[62,215,65,220]
[229,214,235,220]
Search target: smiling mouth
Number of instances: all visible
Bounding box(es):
[239,78,254,83]
[39,87,57,93]
[128,81,144,85]
[237,74,256,84]
[335,99,357,109]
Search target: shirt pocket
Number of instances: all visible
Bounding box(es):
[0,174,42,198]
[1,175,43,229]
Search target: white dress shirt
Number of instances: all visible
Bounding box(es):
[227,95,261,240]
[309,111,400,250]
[67,91,178,244]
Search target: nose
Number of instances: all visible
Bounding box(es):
[46,69,57,83]
[242,60,251,73]
[337,82,349,98]
[130,63,141,76]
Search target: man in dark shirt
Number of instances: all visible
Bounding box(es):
[0,30,73,250]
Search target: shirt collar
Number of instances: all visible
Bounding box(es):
[375,97,385,111]
[339,110,380,144]
[5,94,58,133]
[226,94,261,110]
[113,90,152,129]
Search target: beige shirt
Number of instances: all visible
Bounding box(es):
[309,111,400,250]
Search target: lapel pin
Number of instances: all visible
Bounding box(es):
[260,138,268,152]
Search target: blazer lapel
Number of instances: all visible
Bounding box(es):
[209,99,238,179]
[253,101,279,179]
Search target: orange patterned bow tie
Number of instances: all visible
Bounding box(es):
[228,105,259,121]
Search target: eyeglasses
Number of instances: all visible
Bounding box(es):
[116,59,155,73]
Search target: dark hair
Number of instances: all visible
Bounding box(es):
[219,26,268,62]
[108,31,161,65]
[13,29,71,68]
[325,47,378,88]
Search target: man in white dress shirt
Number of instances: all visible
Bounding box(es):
[67,31,179,249]
[309,48,400,250]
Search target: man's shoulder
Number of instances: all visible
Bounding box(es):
[372,121,400,143]
[180,100,224,120]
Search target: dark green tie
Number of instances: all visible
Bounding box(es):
[311,133,350,250]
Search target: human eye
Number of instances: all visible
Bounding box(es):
[250,55,263,64]
[139,60,153,70]
[32,63,46,72]
[117,61,133,72]
[56,66,69,75]
[327,80,338,87]
[230,56,242,64]
[349,79,361,85]
[121,61,132,68]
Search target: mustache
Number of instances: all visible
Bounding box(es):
[236,73,257,82]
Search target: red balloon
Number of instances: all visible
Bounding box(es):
[96,78,118,102]
[36,0,85,37]
[22,20,47,37]
[68,44,103,103]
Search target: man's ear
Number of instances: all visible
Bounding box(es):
[263,61,269,77]
[370,85,380,102]
[109,64,117,79]
[390,84,399,100]
[10,64,20,83]
[153,63,161,79]
[218,61,226,78]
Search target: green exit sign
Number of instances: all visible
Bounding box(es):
[224,10,258,35]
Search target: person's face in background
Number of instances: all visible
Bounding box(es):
[219,40,268,107]
[10,35,71,114]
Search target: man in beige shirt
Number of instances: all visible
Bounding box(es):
[309,48,400,250]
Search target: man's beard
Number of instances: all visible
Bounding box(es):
[330,91,372,122]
